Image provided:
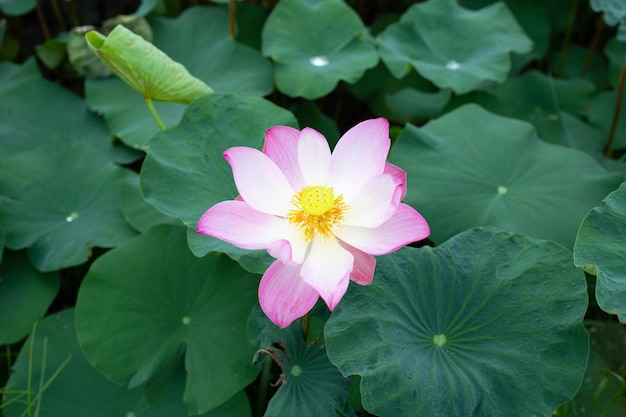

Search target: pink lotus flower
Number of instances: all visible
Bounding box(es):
[197,118,430,328]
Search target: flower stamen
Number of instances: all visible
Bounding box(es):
[287,186,348,241]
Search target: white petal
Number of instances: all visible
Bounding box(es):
[341,174,403,227]
[196,200,288,249]
[224,147,294,216]
[328,118,390,201]
[301,235,353,309]
[263,126,306,191]
[334,203,430,255]
[298,127,331,186]
[267,226,310,265]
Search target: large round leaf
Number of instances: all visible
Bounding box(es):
[389,104,623,248]
[0,59,140,164]
[75,225,259,414]
[459,0,551,72]
[140,93,297,271]
[86,6,273,149]
[452,71,608,158]
[3,308,251,417]
[574,182,626,322]
[0,135,137,272]
[0,251,59,345]
[262,0,378,99]
[377,0,532,94]
[325,227,589,417]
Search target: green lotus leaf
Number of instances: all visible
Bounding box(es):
[350,63,451,124]
[134,0,158,17]
[458,70,599,148]
[325,228,589,417]
[86,25,213,104]
[262,0,378,99]
[75,225,259,414]
[389,104,623,248]
[119,173,179,233]
[574,182,626,322]
[140,93,297,271]
[0,58,141,164]
[0,251,59,345]
[0,0,34,16]
[251,314,356,417]
[377,0,532,94]
[460,0,551,72]
[590,0,626,26]
[86,6,274,149]
[3,308,251,417]
[35,38,67,70]
[0,135,137,272]
[85,78,185,149]
[584,90,626,150]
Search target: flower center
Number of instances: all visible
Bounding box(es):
[287,186,348,241]
[300,186,334,216]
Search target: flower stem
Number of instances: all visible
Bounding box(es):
[145,97,167,131]
[604,59,626,158]
[35,0,51,41]
[581,15,604,77]
[256,358,272,417]
[229,0,237,39]
[302,313,310,341]
[557,0,579,77]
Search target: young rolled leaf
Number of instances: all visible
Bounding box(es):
[85,24,213,104]
[574,182,626,322]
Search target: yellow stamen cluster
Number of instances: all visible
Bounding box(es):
[287,186,348,241]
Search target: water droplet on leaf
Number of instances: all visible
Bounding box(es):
[309,55,329,67]
[65,211,79,222]
[445,60,461,70]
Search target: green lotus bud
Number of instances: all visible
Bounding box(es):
[85,25,213,104]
